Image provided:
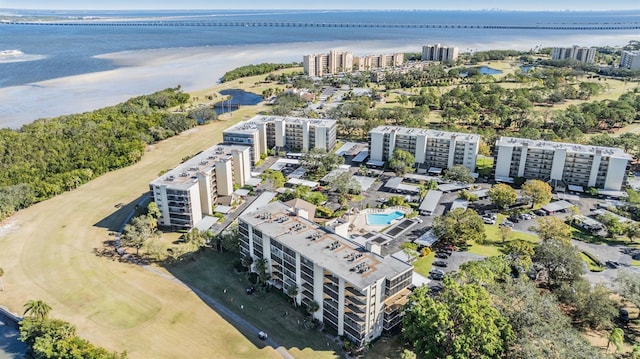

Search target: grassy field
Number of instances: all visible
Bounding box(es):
[468,216,540,257]
[167,250,341,359]
[0,100,292,358]
[580,252,605,272]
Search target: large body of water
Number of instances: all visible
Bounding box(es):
[0,9,639,127]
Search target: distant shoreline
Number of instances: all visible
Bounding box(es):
[0,34,635,129]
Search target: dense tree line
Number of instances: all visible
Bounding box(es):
[403,237,618,359]
[0,87,193,221]
[20,299,127,358]
[221,63,298,82]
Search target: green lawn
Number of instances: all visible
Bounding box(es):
[467,215,540,257]
[167,250,341,359]
[476,156,494,177]
[412,252,436,277]
[571,227,640,247]
[632,260,640,267]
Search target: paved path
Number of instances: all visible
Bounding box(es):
[117,195,293,359]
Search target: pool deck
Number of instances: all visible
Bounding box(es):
[350,207,412,235]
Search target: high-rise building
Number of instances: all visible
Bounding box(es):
[494,137,632,191]
[223,115,337,164]
[421,44,459,62]
[238,201,413,345]
[368,126,480,172]
[353,53,404,71]
[551,46,596,63]
[303,50,353,77]
[620,50,640,70]
[149,144,252,230]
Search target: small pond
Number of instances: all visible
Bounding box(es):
[214,89,263,114]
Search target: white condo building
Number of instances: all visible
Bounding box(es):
[620,50,640,70]
[368,126,480,172]
[551,46,596,63]
[353,53,404,71]
[421,44,459,62]
[238,201,413,345]
[494,137,632,191]
[303,50,354,77]
[223,115,337,164]
[149,144,252,230]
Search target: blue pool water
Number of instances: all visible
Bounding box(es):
[367,211,405,226]
[478,66,503,75]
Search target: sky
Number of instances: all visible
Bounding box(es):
[0,0,639,11]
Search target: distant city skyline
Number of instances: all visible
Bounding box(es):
[1,0,639,11]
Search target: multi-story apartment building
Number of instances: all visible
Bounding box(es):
[494,137,632,191]
[551,46,596,63]
[421,44,459,62]
[223,115,337,164]
[620,50,640,70]
[368,126,480,172]
[238,201,413,345]
[149,144,252,230]
[353,53,404,71]
[303,50,354,77]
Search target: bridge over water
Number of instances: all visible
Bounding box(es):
[2,20,640,30]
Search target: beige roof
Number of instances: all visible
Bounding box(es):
[284,198,316,221]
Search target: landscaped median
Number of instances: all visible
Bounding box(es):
[580,251,605,272]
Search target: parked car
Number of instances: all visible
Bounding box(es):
[605,261,621,269]
[533,209,547,216]
[433,260,448,267]
[500,220,514,227]
[508,216,521,223]
[483,217,496,225]
[632,253,640,260]
[429,284,444,295]
[430,269,445,280]
[258,331,268,340]
[435,252,450,259]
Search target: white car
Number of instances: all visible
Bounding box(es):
[258,331,268,340]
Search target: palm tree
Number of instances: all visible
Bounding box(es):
[286,284,299,307]
[306,300,320,316]
[23,299,52,320]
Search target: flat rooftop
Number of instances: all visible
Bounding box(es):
[240,202,412,290]
[369,125,480,142]
[150,144,250,190]
[223,115,336,135]
[496,136,632,160]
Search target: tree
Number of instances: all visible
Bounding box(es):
[23,299,52,320]
[488,183,517,210]
[400,242,419,262]
[301,148,344,179]
[532,216,572,243]
[617,270,640,315]
[147,201,161,220]
[329,172,361,195]
[607,328,624,353]
[403,279,513,359]
[521,179,552,208]
[400,349,417,359]
[260,169,285,189]
[286,284,299,307]
[598,212,627,238]
[121,215,158,255]
[442,165,474,184]
[499,225,511,243]
[388,148,415,175]
[306,300,320,316]
[503,240,534,273]
[254,258,271,285]
[626,222,640,242]
[532,239,584,288]
[433,208,486,248]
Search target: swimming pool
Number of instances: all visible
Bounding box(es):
[366,211,405,226]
